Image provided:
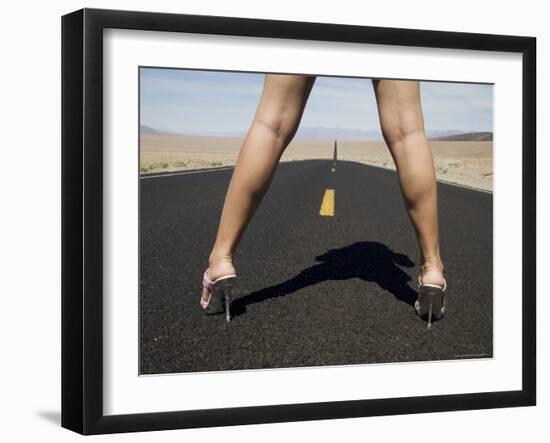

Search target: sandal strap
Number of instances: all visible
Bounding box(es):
[417,274,447,292]
[203,269,214,290]
[202,268,237,290]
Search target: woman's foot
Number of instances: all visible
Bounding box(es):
[201,255,236,305]
[416,258,446,327]
[418,259,445,287]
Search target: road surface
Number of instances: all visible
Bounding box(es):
[139,158,492,374]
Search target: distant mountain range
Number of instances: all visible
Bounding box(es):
[430,131,493,141]
[140,124,159,134]
[295,126,382,140]
[140,125,492,141]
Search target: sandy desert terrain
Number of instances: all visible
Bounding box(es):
[140,133,493,192]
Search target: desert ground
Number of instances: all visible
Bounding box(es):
[140,133,493,192]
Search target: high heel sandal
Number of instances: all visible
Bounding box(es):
[200,269,237,322]
[415,273,447,329]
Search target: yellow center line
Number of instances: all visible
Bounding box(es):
[319,189,335,217]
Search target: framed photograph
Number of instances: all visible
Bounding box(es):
[61,8,536,435]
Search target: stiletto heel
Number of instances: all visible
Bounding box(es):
[415,274,447,328]
[224,288,232,322]
[200,269,237,321]
[215,276,234,322]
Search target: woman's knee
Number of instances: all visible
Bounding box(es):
[380,111,426,148]
[252,75,314,146]
[253,113,300,146]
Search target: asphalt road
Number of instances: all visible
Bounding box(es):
[139,159,493,374]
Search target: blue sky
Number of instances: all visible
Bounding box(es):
[140,68,493,135]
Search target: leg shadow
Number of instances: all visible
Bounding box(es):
[231,241,417,317]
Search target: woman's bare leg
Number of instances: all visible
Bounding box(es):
[372,79,445,286]
[203,74,316,301]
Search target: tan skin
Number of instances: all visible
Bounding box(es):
[202,74,445,304]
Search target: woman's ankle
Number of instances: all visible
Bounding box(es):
[207,251,236,279]
[421,258,444,273]
[420,256,445,286]
[420,251,444,272]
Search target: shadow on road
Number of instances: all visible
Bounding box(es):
[231,241,417,318]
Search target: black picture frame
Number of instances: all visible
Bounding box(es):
[61,8,536,435]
